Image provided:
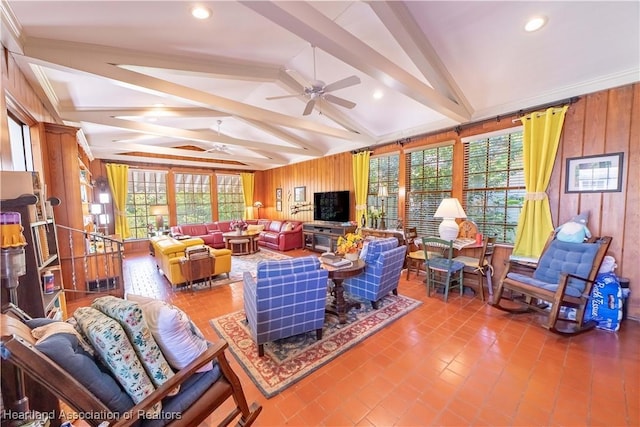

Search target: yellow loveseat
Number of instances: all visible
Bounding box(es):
[151,236,232,287]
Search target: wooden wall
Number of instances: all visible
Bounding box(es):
[257,83,640,320]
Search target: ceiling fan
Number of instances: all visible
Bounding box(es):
[267,46,361,116]
[204,120,231,154]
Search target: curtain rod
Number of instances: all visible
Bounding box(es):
[369,96,580,151]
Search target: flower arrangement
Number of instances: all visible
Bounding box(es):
[229,219,248,231]
[336,232,364,255]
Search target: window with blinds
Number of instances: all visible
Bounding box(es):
[404,144,453,237]
[463,129,525,244]
[127,169,168,239]
[368,154,399,228]
[175,173,212,224]
[217,174,244,220]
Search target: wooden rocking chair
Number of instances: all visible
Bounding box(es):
[491,232,612,335]
[0,314,262,426]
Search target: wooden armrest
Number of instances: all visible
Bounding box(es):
[112,340,229,426]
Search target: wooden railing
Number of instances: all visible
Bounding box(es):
[55,225,125,301]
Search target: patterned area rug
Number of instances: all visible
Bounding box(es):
[197,249,292,288]
[210,293,422,398]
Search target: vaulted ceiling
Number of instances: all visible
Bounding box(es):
[2,1,638,171]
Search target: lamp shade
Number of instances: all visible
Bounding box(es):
[90,204,103,215]
[434,198,467,241]
[149,205,169,216]
[377,185,389,198]
[253,201,263,208]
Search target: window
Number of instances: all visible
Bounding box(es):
[216,174,244,220]
[175,173,212,224]
[368,154,399,228]
[404,144,453,237]
[126,169,167,239]
[8,113,33,171]
[463,129,524,244]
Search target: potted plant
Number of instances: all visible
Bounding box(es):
[229,219,248,235]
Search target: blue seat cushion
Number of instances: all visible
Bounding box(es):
[532,240,599,294]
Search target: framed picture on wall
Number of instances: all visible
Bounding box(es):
[276,187,282,200]
[276,200,282,212]
[565,152,624,193]
[294,186,306,202]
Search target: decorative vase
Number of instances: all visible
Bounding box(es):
[235,228,242,235]
[344,251,360,261]
[360,213,366,228]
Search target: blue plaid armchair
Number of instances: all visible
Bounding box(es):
[243,256,329,357]
[343,237,406,308]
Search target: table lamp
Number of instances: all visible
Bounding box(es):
[378,185,388,230]
[150,205,169,231]
[434,198,466,241]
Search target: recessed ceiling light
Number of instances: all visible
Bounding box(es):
[191,5,211,20]
[373,90,384,100]
[525,16,547,32]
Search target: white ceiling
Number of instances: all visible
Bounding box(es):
[2,1,638,171]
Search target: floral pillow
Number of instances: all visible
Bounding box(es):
[91,296,176,390]
[74,306,161,415]
[126,294,213,372]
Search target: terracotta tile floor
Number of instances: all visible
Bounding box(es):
[68,249,640,426]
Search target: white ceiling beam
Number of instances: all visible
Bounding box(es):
[88,140,286,166]
[90,152,267,171]
[66,111,323,156]
[368,1,473,115]
[21,37,372,143]
[241,1,471,123]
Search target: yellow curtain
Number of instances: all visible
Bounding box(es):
[352,151,370,227]
[240,172,254,220]
[512,106,569,260]
[106,163,131,239]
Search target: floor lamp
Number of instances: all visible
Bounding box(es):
[378,185,388,230]
[253,201,263,219]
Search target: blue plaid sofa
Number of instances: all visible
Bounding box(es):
[243,256,329,356]
[343,237,406,308]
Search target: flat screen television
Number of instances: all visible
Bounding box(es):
[313,191,350,223]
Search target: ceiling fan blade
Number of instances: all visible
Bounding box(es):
[324,94,356,109]
[324,75,361,93]
[266,93,304,101]
[303,98,316,116]
[285,68,312,89]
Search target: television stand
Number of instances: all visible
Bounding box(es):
[303,222,357,253]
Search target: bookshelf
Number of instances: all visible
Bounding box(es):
[0,195,66,319]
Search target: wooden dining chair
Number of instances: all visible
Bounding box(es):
[452,236,496,301]
[422,237,465,303]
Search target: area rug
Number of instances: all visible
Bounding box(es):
[210,293,421,398]
[195,249,292,289]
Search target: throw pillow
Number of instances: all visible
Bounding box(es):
[283,222,294,232]
[126,294,213,372]
[247,224,265,233]
[74,307,161,414]
[25,320,135,414]
[91,296,176,389]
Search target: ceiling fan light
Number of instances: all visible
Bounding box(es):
[191,6,211,20]
[373,90,384,100]
[525,16,547,32]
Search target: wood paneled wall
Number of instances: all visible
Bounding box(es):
[255,153,354,222]
[257,83,639,319]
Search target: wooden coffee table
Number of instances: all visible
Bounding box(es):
[323,259,366,324]
[222,230,260,255]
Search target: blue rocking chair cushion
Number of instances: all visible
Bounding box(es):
[507,239,600,297]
